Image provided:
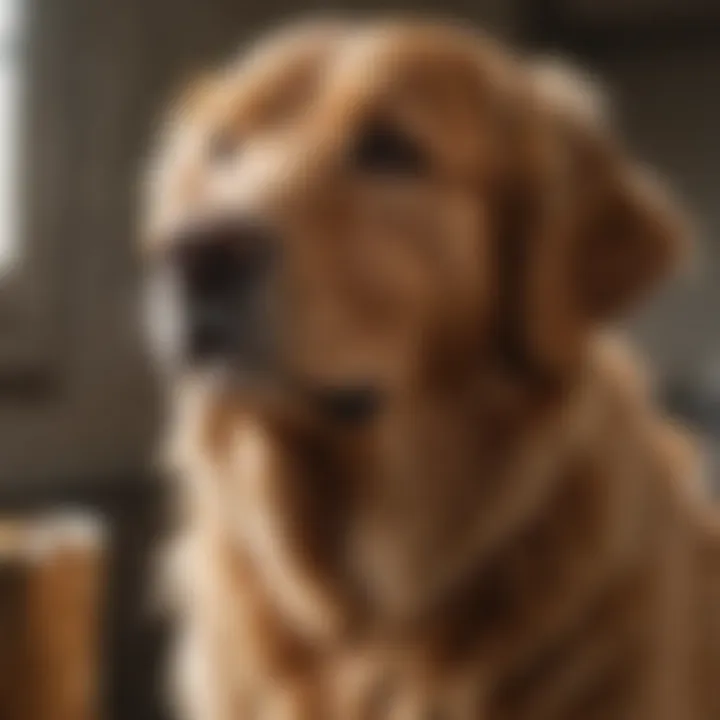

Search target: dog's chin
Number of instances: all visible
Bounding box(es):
[187,361,384,426]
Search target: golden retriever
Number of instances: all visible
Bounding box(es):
[142,18,720,720]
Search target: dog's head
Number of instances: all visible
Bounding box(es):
[143,20,687,424]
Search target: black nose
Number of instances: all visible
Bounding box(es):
[172,219,277,363]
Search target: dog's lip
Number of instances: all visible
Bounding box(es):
[301,382,384,424]
[280,369,384,424]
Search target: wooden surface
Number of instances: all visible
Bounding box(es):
[0,514,106,720]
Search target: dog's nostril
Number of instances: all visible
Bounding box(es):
[179,242,240,298]
[167,219,278,364]
[172,220,278,297]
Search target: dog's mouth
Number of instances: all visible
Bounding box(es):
[303,383,384,425]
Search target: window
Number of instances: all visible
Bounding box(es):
[0,0,75,382]
[0,0,20,271]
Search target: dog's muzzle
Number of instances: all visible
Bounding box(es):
[161,218,278,373]
[147,218,385,424]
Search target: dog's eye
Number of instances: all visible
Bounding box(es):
[351,121,427,176]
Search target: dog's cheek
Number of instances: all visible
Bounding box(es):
[418,197,492,347]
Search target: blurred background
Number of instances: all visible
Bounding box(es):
[0,0,717,718]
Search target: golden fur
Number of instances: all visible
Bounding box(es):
[144,19,720,720]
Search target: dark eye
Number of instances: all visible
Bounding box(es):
[208,128,238,164]
[351,120,428,176]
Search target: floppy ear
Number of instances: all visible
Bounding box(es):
[514,60,689,373]
[570,150,686,320]
[541,57,690,321]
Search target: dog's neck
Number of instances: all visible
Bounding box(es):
[171,347,605,640]
[337,366,597,625]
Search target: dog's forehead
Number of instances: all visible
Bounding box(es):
[229,22,346,93]
[329,22,505,85]
[212,22,510,129]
